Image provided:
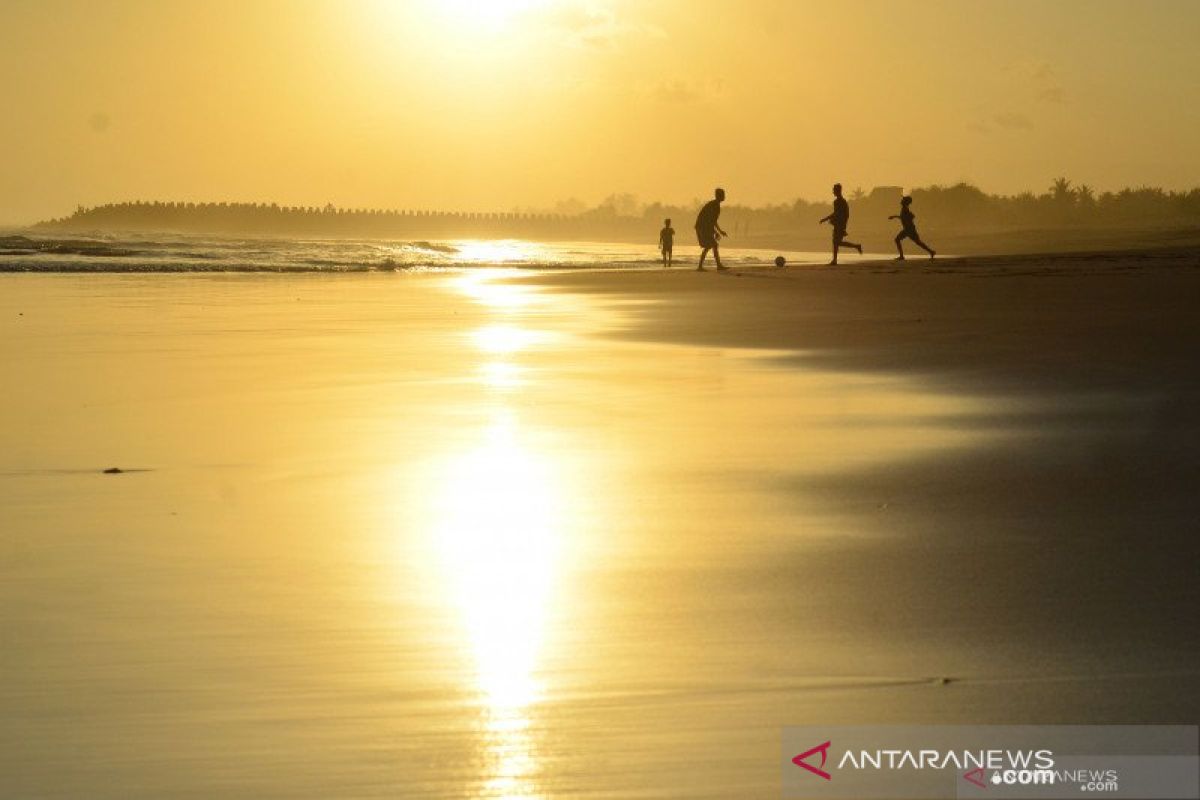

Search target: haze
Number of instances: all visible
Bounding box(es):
[3,0,1199,224]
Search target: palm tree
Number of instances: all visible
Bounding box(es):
[1075,183,1096,210]
[1051,177,1073,203]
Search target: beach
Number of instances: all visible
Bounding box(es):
[2,248,1199,798]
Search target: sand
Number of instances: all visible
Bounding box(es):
[1,249,1198,798]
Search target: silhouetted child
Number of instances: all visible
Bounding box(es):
[889,195,936,260]
[659,218,675,267]
[818,183,862,265]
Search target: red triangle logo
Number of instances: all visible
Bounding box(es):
[963,767,988,788]
[792,740,833,780]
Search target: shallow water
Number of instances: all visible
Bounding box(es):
[0,272,1192,798]
[0,233,852,273]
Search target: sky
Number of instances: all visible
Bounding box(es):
[2,0,1199,223]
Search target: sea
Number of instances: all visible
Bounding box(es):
[0,231,837,273]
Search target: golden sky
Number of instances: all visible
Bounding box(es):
[3,0,1199,223]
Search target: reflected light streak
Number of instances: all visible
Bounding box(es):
[434,262,572,797]
[472,324,549,355]
[453,268,545,312]
[432,414,560,709]
[456,241,539,265]
[479,361,525,389]
[429,411,566,798]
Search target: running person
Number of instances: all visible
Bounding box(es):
[659,218,675,267]
[818,183,862,265]
[694,188,728,271]
[889,195,936,260]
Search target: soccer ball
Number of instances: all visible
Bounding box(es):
[774,255,786,268]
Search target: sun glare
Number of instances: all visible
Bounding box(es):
[454,270,543,311]
[425,411,563,797]
[439,0,549,27]
[430,413,562,710]
[472,324,549,355]
[400,262,582,796]
[456,241,538,264]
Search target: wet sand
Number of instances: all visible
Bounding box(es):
[2,251,1198,797]
[527,248,1200,689]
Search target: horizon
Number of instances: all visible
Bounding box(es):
[22,176,1200,229]
[4,0,1200,225]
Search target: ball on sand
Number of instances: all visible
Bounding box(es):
[774,255,786,268]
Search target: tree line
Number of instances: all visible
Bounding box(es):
[35,180,1200,240]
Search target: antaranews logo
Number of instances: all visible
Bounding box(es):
[789,740,1054,782]
[782,725,1199,800]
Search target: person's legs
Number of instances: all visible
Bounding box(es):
[911,235,935,257]
[830,232,841,265]
[713,243,725,269]
[697,246,709,270]
[894,231,908,259]
[667,246,673,267]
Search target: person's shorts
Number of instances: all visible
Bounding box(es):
[696,230,717,248]
[898,226,918,240]
[832,226,848,241]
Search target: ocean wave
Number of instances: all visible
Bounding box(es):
[406,241,459,254]
[0,262,431,273]
[0,235,141,257]
[0,233,822,273]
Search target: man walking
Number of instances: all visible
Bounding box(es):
[695,188,728,271]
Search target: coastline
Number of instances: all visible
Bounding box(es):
[523,246,1200,393]
[520,247,1200,719]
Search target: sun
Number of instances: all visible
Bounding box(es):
[361,0,571,78]
[428,0,553,31]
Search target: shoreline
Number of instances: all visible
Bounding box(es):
[521,245,1200,394]
[520,247,1200,723]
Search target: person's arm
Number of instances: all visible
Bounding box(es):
[819,214,831,224]
[888,215,899,220]
[658,230,665,247]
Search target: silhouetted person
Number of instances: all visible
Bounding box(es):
[695,187,728,271]
[659,218,675,267]
[818,183,862,265]
[889,195,936,260]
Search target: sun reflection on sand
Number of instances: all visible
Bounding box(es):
[460,271,557,388]
[432,412,561,709]
[416,401,568,798]
[430,415,564,798]
[472,324,551,355]
[477,360,526,389]
[426,271,572,797]
[454,269,541,309]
